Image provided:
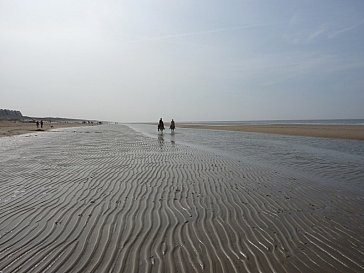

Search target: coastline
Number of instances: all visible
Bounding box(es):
[0,120,91,137]
[177,123,364,140]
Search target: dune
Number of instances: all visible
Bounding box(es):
[0,125,363,273]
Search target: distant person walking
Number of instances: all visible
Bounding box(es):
[158,118,164,132]
[36,121,39,129]
[40,120,44,129]
[170,119,175,132]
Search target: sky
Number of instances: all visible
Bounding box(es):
[1,0,364,122]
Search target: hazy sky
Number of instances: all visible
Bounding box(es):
[1,0,364,122]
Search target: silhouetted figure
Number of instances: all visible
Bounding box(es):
[158,118,164,132]
[40,120,44,128]
[170,119,175,131]
[36,121,39,128]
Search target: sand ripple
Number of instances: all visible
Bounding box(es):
[0,125,363,273]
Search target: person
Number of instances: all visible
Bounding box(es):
[170,119,175,132]
[158,118,164,131]
[40,120,44,128]
[36,121,39,128]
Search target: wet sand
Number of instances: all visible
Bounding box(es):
[0,120,88,137]
[177,123,364,140]
[0,125,363,273]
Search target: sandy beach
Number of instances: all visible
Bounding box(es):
[0,125,363,273]
[177,123,364,140]
[0,120,89,137]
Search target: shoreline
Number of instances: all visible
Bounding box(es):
[177,123,364,140]
[0,120,91,137]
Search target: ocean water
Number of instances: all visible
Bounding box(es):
[127,123,364,193]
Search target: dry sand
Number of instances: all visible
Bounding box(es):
[0,125,363,273]
[0,120,88,137]
[177,123,364,140]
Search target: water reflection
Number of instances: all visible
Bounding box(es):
[157,131,176,148]
[128,123,364,192]
[158,133,164,149]
[170,132,176,146]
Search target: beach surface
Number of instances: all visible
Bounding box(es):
[0,125,363,273]
[177,123,364,140]
[0,120,88,137]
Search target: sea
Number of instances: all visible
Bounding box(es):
[127,119,364,194]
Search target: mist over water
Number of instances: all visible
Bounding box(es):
[127,123,364,193]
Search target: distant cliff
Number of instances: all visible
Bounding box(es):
[0,109,23,120]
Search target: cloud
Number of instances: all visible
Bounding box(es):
[328,20,364,39]
[306,24,328,42]
[123,24,270,43]
[285,18,364,45]
[284,24,329,45]
[232,52,364,88]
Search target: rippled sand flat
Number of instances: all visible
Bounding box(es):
[0,125,363,273]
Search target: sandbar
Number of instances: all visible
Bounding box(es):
[177,123,364,140]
